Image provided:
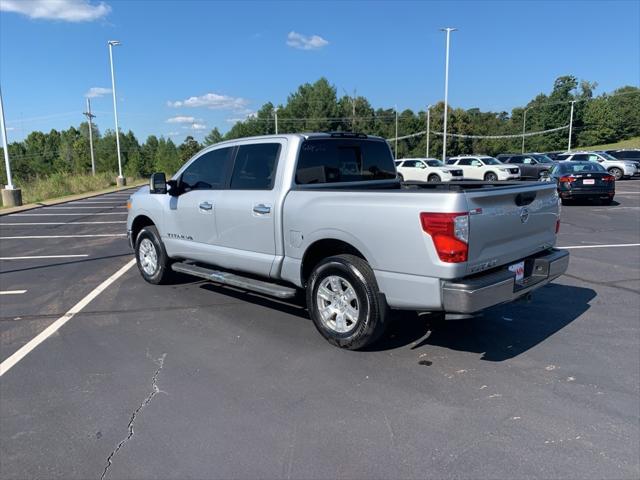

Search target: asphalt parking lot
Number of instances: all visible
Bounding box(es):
[1,181,638,480]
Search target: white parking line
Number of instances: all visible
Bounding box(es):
[0,290,27,295]
[559,243,640,249]
[0,221,126,225]
[12,213,126,216]
[0,234,126,239]
[0,258,137,377]
[67,201,124,204]
[44,206,127,209]
[0,254,89,260]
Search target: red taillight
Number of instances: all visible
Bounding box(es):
[420,212,469,263]
[559,175,576,183]
[602,175,615,182]
[555,218,560,234]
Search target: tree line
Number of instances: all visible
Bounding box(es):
[2,76,638,185]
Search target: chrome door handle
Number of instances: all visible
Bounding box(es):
[199,202,213,211]
[253,204,271,214]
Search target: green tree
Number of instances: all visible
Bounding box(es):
[203,127,223,146]
[178,136,201,164]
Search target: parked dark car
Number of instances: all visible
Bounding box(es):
[545,151,566,161]
[545,161,615,205]
[496,153,556,179]
[606,149,640,169]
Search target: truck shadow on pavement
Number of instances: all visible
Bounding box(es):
[394,283,596,361]
[196,280,595,361]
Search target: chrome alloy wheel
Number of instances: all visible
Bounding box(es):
[316,275,360,333]
[138,238,158,275]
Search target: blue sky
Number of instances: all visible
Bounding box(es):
[1,0,639,143]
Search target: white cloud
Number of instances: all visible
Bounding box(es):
[84,86,111,98]
[167,92,250,112]
[0,0,111,22]
[225,111,257,123]
[286,31,329,50]
[166,115,196,124]
[167,131,181,137]
[6,126,15,131]
[191,123,207,131]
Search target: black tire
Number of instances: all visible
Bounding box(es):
[601,198,613,205]
[609,167,623,181]
[134,225,174,285]
[428,174,441,182]
[561,198,573,205]
[306,254,389,350]
[484,172,498,181]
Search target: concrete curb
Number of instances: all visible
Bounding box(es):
[0,182,146,216]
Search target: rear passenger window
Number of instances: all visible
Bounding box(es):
[457,159,472,166]
[180,147,234,191]
[230,143,281,190]
[572,154,589,161]
[295,139,396,184]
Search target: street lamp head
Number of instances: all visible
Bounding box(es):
[440,27,458,32]
[108,40,121,46]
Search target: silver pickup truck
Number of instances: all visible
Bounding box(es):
[127,133,569,349]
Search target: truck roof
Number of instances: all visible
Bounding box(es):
[209,132,387,148]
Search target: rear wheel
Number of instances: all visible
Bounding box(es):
[428,174,441,182]
[609,167,623,181]
[306,254,389,350]
[135,226,174,284]
[484,172,498,181]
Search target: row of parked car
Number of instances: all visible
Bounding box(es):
[395,148,639,205]
[395,149,639,183]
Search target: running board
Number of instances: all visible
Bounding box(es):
[171,262,297,299]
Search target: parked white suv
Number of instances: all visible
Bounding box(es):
[446,155,520,181]
[395,158,464,182]
[556,151,637,180]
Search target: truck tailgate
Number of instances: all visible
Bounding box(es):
[464,183,559,275]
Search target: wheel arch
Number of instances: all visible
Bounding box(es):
[131,214,156,245]
[300,238,369,287]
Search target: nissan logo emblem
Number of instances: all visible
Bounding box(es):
[520,207,530,224]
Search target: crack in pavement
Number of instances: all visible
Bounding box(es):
[100,353,167,480]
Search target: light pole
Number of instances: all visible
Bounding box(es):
[394,105,398,160]
[83,98,96,175]
[274,107,278,134]
[441,27,456,162]
[108,40,125,186]
[426,104,431,158]
[0,86,22,206]
[521,107,530,153]
[567,100,575,152]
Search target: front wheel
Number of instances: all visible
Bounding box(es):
[608,167,623,181]
[135,225,174,284]
[428,174,441,182]
[484,172,498,181]
[306,254,389,350]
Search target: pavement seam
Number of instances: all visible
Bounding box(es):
[100,352,167,480]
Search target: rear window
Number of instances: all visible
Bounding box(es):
[230,143,281,190]
[295,139,396,184]
[558,163,606,174]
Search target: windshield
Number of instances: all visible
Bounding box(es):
[426,160,444,167]
[481,157,502,165]
[532,154,554,163]
[557,163,606,174]
[598,152,618,161]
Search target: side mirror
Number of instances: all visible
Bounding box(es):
[149,172,167,194]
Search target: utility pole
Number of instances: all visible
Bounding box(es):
[394,105,398,160]
[426,105,431,158]
[521,108,529,153]
[441,27,457,163]
[352,89,356,131]
[83,98,96,175]
[567,100,575,152]
[0,85,22,206]
[108,40,125,186]
[274,107,278,135]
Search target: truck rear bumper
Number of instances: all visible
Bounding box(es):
[441,249,569,314]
